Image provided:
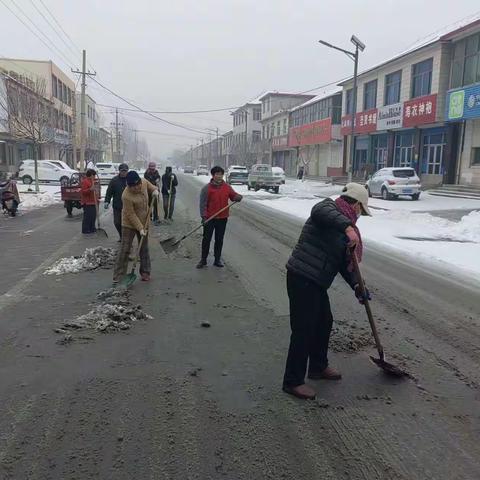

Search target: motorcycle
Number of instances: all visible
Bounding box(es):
[0,177,20,217]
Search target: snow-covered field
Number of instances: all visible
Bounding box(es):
[190,174,480,281]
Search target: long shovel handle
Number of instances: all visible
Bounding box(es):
[175,201,237,245]
[351,249,384,360]
[130,196,155,273]
[167,175,174,218]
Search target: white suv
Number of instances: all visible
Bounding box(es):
[17,160,78,185]
[366,167,421,201]
[96,162,118,184]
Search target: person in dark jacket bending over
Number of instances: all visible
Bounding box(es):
[144,162,161,222]
[161,166,178,220]
[104,163,129,240]
[197,166,242,269]
[283,183,372,400]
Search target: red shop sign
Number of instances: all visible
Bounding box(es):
[289,117,332,147]
[341,108,377,135]
[402,94,437,127]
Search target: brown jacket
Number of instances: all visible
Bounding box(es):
[121,178,157,231]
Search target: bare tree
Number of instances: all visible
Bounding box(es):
[0,72,58,192]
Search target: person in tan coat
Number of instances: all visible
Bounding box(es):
[113,171,159,284]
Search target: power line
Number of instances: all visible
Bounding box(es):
[95,103,242,114]
[134,129,201,140]
[91,77,213,135]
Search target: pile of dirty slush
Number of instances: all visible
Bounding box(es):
[55,288,153,342]
[45,246,116,275]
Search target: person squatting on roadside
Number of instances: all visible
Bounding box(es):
[144,162,161,222]
[161,166,178,220]
[113,171,159,284]
[80,168,97,234]
[104,163,129,241]
[282,183,372,400]
[196,166,242,269]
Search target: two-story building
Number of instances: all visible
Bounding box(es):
[444,20,480,186]
[259,92,314,170]
[339,34,452,186]
[288,90,344,177]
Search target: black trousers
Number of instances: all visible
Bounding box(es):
[201,218,228,261]
[283,271,334,388]
[163,194,176,219]
[82,205,97,234]
[113,208,122,238]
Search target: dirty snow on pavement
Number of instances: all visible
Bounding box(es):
[17,184,62,211]
[44,246,116,275]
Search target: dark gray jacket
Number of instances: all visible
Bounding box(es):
[286,198,358,290]
[105,175,127,210]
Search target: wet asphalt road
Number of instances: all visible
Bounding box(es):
[0,176,479,480]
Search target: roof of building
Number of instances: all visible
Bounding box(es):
[258,91,315,101]
[338,14,480,86]
[290,88,343,112]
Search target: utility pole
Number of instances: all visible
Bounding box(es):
[71,50,96,171]
[216,127,219,167]
[244,109,249,166]
[115,108,120,159]
[134,129,138,168]
[201,138,204,168]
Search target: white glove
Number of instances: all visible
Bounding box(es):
[152,189,159,197]
[104,202,109,210]
[140,229,146,237]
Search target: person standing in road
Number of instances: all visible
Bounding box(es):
[80,168,97,234]
[161,166,178,220]
[282,183,372,400]
[196,166,242,269]
[113,171,159,284]
[104,163,129,241]
[144,162,161,222]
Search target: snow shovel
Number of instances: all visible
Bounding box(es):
[351,248,408,378]
[93,181,108,238]
[121,197,154,288]
[160,201,238,254]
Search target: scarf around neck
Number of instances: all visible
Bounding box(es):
[335,196,363,269]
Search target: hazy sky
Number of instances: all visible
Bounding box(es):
[1,0,479,158]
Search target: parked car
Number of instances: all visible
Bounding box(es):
[45,160,74,171]
[272,166,286,184]
[366,167,421,200]
[184,165,194,174]
[16,160,78,185]
[248,164,282,194]
[197,165,209,176]
[96,162,118,184]
[226,165,249,185]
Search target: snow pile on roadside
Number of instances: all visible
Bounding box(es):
[45,247,116,275]
[19,191,61,210]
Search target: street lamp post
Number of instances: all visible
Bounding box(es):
[319,35,365,182]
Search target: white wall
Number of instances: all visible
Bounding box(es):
[459,119,480,186]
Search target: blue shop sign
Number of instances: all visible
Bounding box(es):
[446,83,480,121]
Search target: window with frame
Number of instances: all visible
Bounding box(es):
[422,132,445,174]
[472,147,480,165]
[394,133,414,167]
[384,70,402,105]
[451,34,480,88]
[270,123,274,137]
[283,118,287,135]
[363,80,377,110]
[346,88,353,114]
[276,121,280,136]
[52,75,58,98]
[411,58,433,98]
[372,135,388,170]
[253,108,261,121]
[252,130,261,143]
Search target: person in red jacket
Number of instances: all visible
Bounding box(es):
[197,166,242,268]
[80,169,97,234]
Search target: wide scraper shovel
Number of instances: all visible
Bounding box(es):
[93,179,108,238]
[351,248,408,378]
[160,201,237,255]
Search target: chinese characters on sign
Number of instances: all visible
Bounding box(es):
[376,103,403,130]
[403,94,437,127]
[288,118,332,147]
[340,108,377,135]
[446,84,480,121]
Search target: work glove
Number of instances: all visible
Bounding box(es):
[354,284,371,305]
[104,202,109,210]
[152,189,160,197]
[139,229,147,237]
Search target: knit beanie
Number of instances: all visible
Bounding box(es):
[126,171,141,186]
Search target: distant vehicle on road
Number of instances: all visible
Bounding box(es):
[184,166,194,174]
[96,162,118,184]
[197,165,209,176]
[272,166,286,184]
[16,160,77,185]
[366,167,421,200]
[226,165,249,185]
[248,164,282,194]
[61,172,101,216]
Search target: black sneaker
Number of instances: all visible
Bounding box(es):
[196,260,207,269]
[213,259,224,268]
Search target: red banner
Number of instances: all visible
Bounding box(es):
[341,108,378,135]
[288,117,332,147]
[402,94,437,127]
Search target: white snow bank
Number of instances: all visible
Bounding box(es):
[19,192,61,210]
[45,247,116,275]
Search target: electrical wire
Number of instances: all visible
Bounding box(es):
[95,103,242,114]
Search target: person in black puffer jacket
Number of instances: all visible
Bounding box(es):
[144,162,161,222]
[104,163,129,240]
[283,183,372,400]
